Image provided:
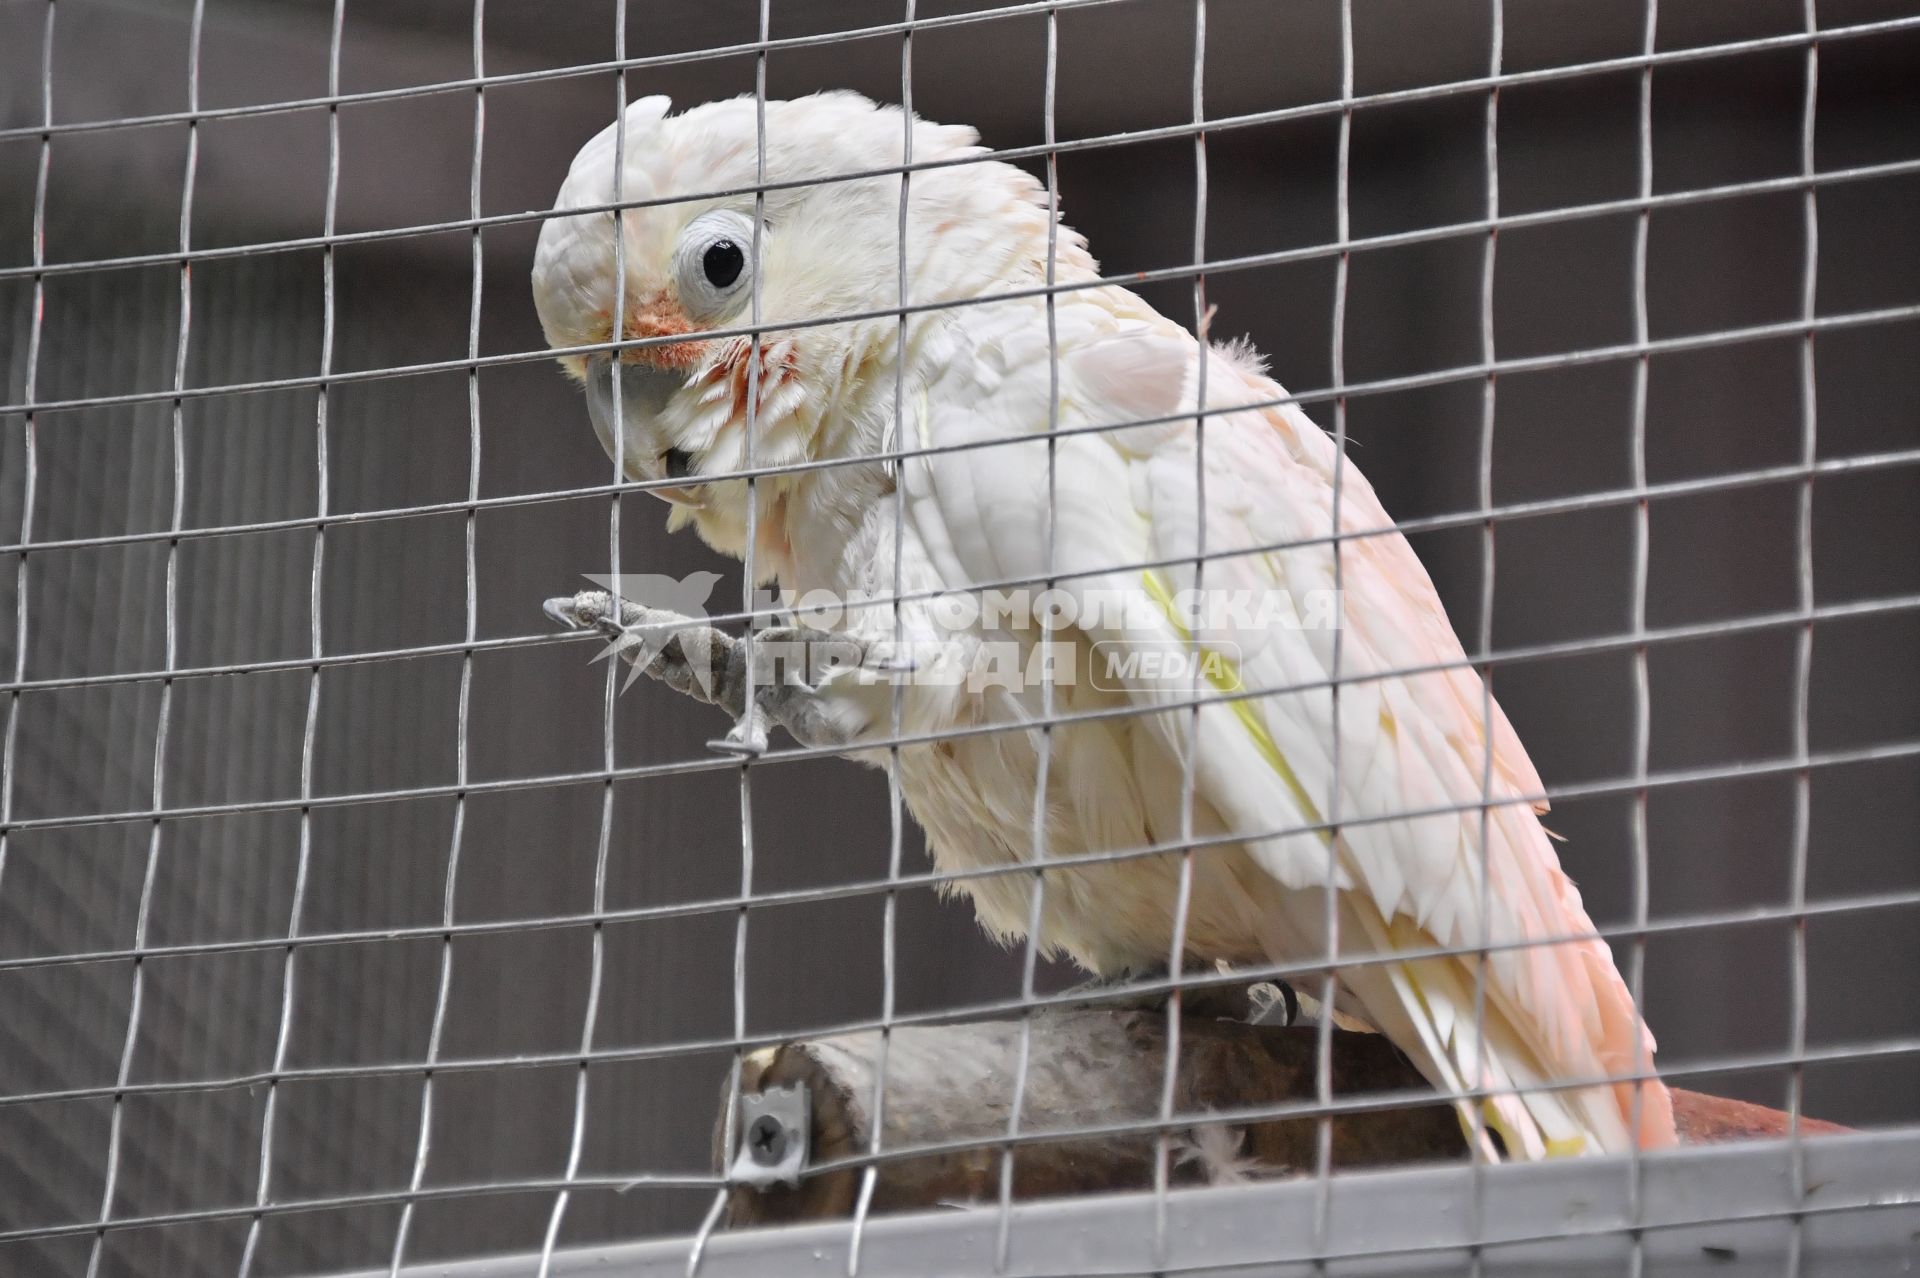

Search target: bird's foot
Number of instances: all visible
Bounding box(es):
[710,704,773,756]
[545,589,744,711]
[544,590,859,752]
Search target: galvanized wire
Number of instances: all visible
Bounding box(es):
[1467,3,1503,1267]
[0,0,55,959]
[388,0,476,1270]
[1,12,1911,257]
[1785,6,1823,1276]
[0,1033,1914,1249]
[1,444,1915,705]
[2,2,1916,1271]
[1624,3,1660,1274]
[538,3,634,1269]
[234,1,344,1273]
[846,3,918,1274]
[3,590,1917,843]
[1,874,1915,1120]
[83,6,204,1273]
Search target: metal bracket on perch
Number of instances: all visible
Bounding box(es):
[730,1084,810,1190]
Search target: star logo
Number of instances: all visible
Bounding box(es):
[576,571,727,695]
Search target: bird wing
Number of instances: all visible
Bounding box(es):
[902,290,1674,1157]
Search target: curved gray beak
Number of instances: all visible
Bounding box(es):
[582,360,707,507]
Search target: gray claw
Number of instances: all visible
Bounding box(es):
[710,697,773,755]
[543,596,585,629]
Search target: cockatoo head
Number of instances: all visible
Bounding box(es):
[532,91,1090,568]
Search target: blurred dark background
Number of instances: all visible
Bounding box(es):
[0,1,1916,1274]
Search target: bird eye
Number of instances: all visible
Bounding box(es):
[673,209,758,321]
[702,240,743,289]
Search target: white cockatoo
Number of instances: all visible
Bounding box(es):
[533,92,1677,1159]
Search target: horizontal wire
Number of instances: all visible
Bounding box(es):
[3,592,1916,838]
[3,286,1915,476]
[1,590,1915,977]
[7,155,1920,417]
[1,863,1914,1093]
[4,93,1915,291]
[16,1177,1913,1269]
[0,1038,1912,1245]
[0,0,1150,145]
[7,141,1912,418]
[0,627,577,696]
[0,11,1911,219]
[4,156,1916,563]
[2,835,1915,1110]
[2,860,1914,1004]
[0,1170,723,1246]
[12,589,1920,843]
[3,444,1917,698]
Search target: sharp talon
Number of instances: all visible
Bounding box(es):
[543,597,584,629]
[709,722,770,755]
[711,708,772,756]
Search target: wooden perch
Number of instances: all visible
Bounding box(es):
[715,1001,1847,1227]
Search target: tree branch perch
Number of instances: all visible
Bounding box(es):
[714,1001,1846,1227]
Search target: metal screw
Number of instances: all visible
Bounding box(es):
[746,1113,788,1166]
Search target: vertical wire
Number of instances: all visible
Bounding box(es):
[234,3,344,1273]
[542,0,626,1266]
[1625,3,1659,1275]
[687,4,772,1271]
[1153,0,1210,1266]
[729,9,769,1189]
[994,8,1062,1269]
[847,5,917,1273]
[390,0,479,1269]
[85,6,204,1273]
[1311,0,1354,1260]
[1468,3,1502,1267]
[0,0,54,945]
[1785,4,1819,1275]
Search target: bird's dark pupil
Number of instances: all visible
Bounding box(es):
[703,239,744,288]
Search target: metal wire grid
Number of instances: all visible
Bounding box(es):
[0,0,1916,1273]
[78,2,206,1273]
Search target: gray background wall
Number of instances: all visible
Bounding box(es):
[0,1,1915,1274]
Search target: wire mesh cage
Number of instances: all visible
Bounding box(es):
[1,1,1917,1276]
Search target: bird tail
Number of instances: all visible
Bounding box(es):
[1334,900,1677,1160]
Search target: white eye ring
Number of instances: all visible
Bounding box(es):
[673,209,758,321]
